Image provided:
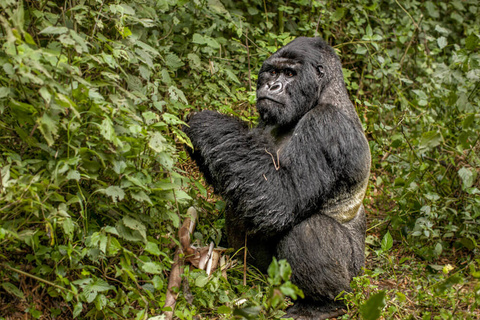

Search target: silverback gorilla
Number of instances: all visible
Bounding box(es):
[183,37,371,320]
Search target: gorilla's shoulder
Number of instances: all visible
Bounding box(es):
[303,103,352,123]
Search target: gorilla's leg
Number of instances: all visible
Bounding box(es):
[277,208,366,319]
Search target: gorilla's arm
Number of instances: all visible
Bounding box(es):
[184,107,369,235]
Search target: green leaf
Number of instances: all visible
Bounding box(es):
[100,118,120,146]
[141,262,163,274]
[168,86,188,104]
[24,32,36,45]
[217,306,232,314]
[73,302,83,318]
[149,132,167,152]
[331,8,346,22]
[208,0,229,15]
[425,1,439,18]
[419,131,443,149]
[113,161,127,174]
[107,237,122,256]
[462,114,476,129]
[356,46,367,55]
[131,191,153,205]
[224,69,241,84]
[233,306,261,319]
[437,36,448,49]
[267,257,280,285]
[95,293,108,310]
[66,170,81,181]
[165,53,184,70]
[435,274,462,294]
[205,36,220,49]
[459,237,477,250]
[0,87,10,98]
[1,282,25,299]
[279,282,295,297]
[359,290,386,320]
[39,87,51,104]
[70,30,89,53]
[152,276,164,290]
[162,113,184,125]
[192,33,205,45]
[433,242,442,257]
[434,25,449,35]
[37,112,59,146]
[123,216,146,234]
[187,53,201,69]
[88,279,114,292]
[40,26,69,34]
[195,275,209,287]
[165,210,180,228]
[61,218,75,239]
[119,3,135,15]
[278,259,292,281]
[104,186,125,203]
[139,65,151,80]
[145,242,161,256]
[365,24,373,37]
[3,63,14,76]
[465,33,479,50]
[380,231,393,252]
[458,167,475,190]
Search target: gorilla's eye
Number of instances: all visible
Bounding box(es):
[270,70,277,75]
[286,70,295,77]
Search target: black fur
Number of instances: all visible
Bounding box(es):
[183,37,371,319]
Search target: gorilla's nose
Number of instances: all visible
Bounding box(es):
[268,81,283,93]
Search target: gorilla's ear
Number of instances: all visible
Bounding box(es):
[317,65,325,78]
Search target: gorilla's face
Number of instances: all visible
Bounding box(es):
[256,38,335,127]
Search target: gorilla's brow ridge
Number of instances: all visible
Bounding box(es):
[264,57,302,70]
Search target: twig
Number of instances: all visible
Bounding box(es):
[245,30,252,91]
[315,11,322,35]
[170,174,181,224]
[396,0,423,68]
[262,0,269,25]
[158,23,174,42]
[243,233,247,286]
[29,123,39,138]
[91,0,105,37]
[467,81,480,102]
[399,126,420,163]
[395,0,419,29]
[2,263,77,297]
[465,133,480,160]
[265,148,280,170]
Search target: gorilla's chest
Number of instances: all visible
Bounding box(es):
[266,125,295,152]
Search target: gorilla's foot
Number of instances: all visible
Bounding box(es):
[283,300,347,320]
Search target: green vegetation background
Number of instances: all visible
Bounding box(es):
[0,0,479,319]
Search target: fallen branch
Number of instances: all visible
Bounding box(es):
[163,207,226,319]
[163,249,184,320]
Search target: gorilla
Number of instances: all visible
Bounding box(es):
[183,37,371,319]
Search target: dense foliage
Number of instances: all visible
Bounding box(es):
[0,0,478,319]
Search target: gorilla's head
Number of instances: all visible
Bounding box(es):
[256,37,343,127]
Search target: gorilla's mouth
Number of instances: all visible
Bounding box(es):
[257,96,284,105]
